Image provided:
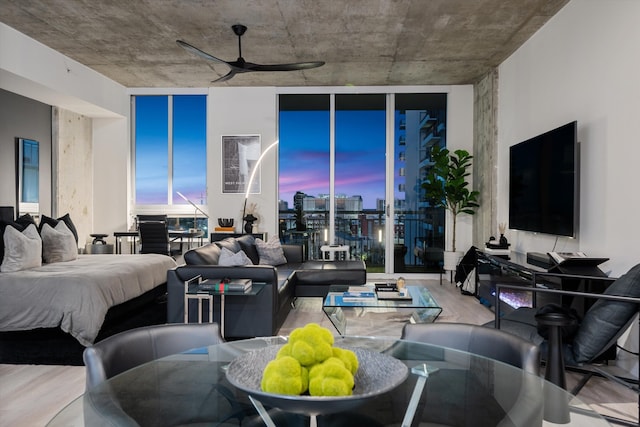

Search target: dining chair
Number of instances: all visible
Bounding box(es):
[138,221,181,257]
[83,322,224,388]
[316,324,543,427]
[401,322,540,375]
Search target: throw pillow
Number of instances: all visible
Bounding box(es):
[218,247,253,266]
[571,263,640,363]
[0,224,42,272]
[0,220,26,263]
[236,234,260,265]
[39,213,79,243]
[41,221,78,263]
[256,236,287,266]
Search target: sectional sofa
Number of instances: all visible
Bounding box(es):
[166,234,366,338]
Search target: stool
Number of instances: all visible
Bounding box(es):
[90,233,108,245]
[535,311,576,390]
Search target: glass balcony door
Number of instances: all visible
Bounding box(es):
[278,92,446,275]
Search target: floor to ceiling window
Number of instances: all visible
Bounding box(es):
[335,94,386,271]
[132,94,208,232]
[394,94,447,273]
[279,92,446,274]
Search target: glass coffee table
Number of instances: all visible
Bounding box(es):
[323,284,442,335]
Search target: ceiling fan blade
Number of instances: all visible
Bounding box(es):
[211,70,236,83]
[176,40,229,66]
[177,25,325,83]
[249,61,326,72]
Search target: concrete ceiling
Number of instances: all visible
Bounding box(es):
[0,0,570,88]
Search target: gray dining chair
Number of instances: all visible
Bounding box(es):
[401,322,541,375]
[83,323,224,389]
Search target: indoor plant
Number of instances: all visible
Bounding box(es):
[422,146,480,270]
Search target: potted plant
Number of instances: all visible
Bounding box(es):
[422,146,480,271]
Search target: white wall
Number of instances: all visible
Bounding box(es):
[1,22,129,246]
[209,87,279,237]
[497,0,640,276]
[498,0,640,374]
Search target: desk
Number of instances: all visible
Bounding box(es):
[47,336,610,427]
[114,230,204,254]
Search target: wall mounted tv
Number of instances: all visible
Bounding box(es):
[509,121,578,237]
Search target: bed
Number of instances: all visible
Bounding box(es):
[0,254,177,347]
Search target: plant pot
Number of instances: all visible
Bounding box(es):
[443,250,463,272]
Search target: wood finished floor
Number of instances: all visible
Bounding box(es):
[0,279,637,426]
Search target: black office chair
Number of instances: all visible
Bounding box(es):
[136,214,168,224]
[138,221,181,257]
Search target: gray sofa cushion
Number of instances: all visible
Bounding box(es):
[215,237,241,253]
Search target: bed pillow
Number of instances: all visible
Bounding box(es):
[41,221,78,263]
[0,220,25,263]
[218,247,253,266]
[39,213,79,243]
[256,236,287,266]
[1,224,42,272]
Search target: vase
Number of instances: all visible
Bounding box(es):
[243,214,257,234]
[499,234,508,248]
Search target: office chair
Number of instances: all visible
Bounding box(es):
[138,221,181,257]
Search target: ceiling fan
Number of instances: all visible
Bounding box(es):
[177,24,325,83]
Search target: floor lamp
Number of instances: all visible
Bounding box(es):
[176,191,210,231]
[242,140,279,233]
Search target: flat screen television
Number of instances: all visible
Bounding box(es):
[509,121,578,237]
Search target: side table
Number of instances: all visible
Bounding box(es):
[320,244,349,260]
[184,276,265,338]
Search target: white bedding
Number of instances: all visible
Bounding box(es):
[0,254,177,346]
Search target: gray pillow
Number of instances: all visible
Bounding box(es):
[218,247,253,266]
[0,224,42,272]
[41,221,78,263]
[256,236,287,266]
[571,263,640,363]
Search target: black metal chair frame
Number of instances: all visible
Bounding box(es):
[494,272,640,427]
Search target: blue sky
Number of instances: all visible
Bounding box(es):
[279,110,387,209]
[136,96,396,210]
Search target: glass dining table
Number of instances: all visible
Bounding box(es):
[46,336,612,427]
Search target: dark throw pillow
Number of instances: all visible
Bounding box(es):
[39,213,79,243]
[571,263,640,363]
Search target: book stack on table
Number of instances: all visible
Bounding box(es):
[199,278,252,293]
[374,282,411,300]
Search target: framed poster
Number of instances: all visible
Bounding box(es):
[222,134,261,194]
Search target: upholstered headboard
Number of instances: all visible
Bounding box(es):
[0,206,14,223]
